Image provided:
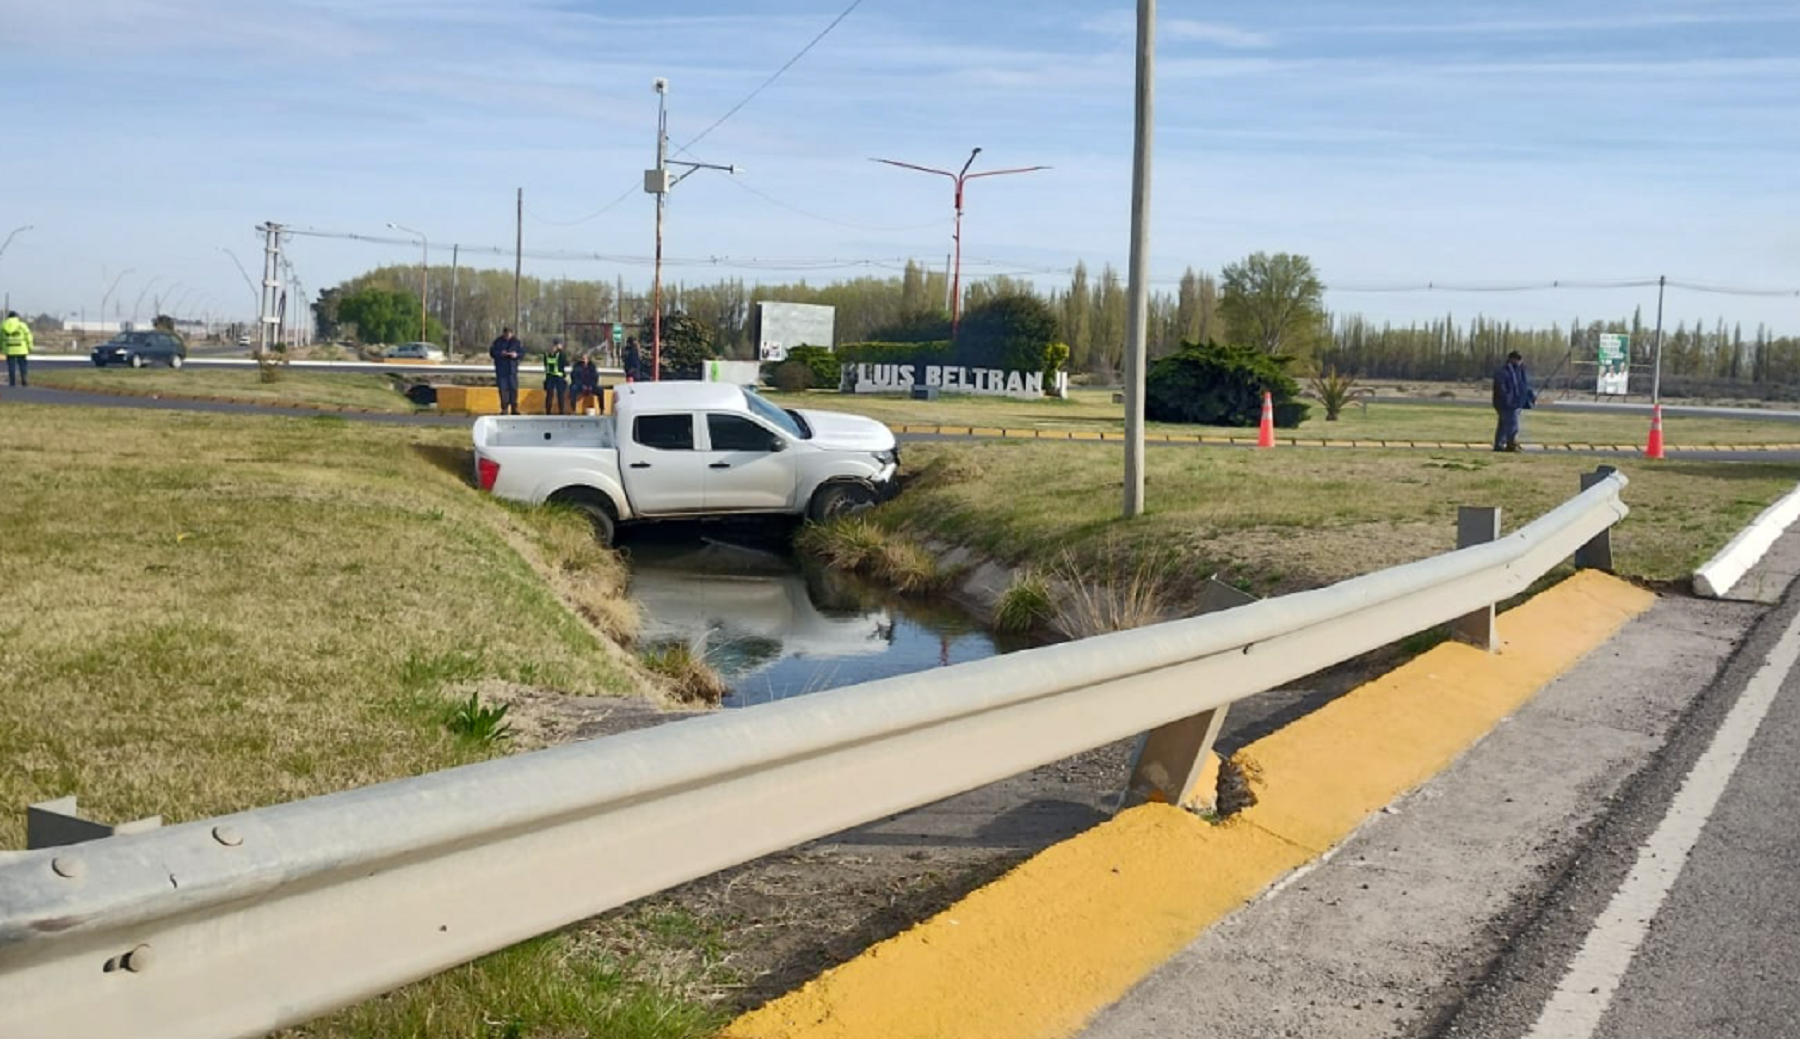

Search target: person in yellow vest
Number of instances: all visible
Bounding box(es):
[543,337,571,415]
[2,311,32,387]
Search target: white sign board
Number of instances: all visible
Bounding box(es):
[1597,333,1629,395]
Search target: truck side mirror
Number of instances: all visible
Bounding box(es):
[769,437,788,453]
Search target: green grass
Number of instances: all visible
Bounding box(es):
[32,365,419,412]
[763,387,1800,446]
[0,403,726,1039]
[874,441,1800,596]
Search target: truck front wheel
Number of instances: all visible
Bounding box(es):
[807,483,877,523]
[571,502,617,547]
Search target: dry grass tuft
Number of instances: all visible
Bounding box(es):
[1050,553,1171,639]
[641,642,729,706]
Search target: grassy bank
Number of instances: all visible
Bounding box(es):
[869,441,1800,599]
[764,388,1800,446]
[31,365,418,412]
[0,404,727,1039]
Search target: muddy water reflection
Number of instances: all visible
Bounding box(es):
[627,537,1014,708]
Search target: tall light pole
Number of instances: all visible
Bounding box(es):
[132,276,163,325]
[0,225,31,314]
[1121,0,1155,518]
[387,222,429,343]
[100,268,135,333]
[219,247,261,342]
[872,149,1049,336]
[644,77,739,380]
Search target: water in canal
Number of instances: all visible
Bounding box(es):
[626,530,1019,707]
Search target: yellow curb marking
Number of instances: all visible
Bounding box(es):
[724,571,1654,1039]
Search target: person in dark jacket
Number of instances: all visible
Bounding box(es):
[570,351,602,414]
[621,337,642,382]
[1492,351,1535,452]
[489,327,523,415]
[543,338,570,415]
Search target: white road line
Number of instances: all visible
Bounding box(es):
[1524,605,1800,1039]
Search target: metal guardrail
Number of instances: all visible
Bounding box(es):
[0,472,1630,1039]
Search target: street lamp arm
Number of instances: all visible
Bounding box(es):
[870,158,957,179]
[965,165,1053,180]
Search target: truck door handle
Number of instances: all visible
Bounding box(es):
[709,462,731,470]
[629,462,651,469]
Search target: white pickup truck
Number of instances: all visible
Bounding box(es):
[472,382,900,544]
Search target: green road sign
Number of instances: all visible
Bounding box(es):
[611,323,624,344]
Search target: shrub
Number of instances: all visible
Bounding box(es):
[1051,556,1169,639]
[785,344,843,387]
[772,360,813,391]
[955,294,1062,373]
[1146,340,1309,428]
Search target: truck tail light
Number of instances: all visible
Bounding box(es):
[477,457,501,492]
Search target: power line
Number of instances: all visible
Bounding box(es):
[723,176,951,233]
[672,0,867,158]
[524,0,866,229]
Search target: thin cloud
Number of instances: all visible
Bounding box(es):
[1081,12,1271,49]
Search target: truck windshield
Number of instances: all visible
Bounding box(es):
[742,389,809,440]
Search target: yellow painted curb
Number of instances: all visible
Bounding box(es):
[723,571,1655,1039]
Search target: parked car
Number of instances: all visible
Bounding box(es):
[386,342,446,363]
[91,331,187,368]
[472,382,898,545]
[236,334,252,348]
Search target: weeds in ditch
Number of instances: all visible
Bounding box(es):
[995,570,1055,633]
[641,642,728,706]
[443,691,514,745]
[798,516,959,594]
[1050,554,1170,639]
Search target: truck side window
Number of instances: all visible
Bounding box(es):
[707,414,778,452]
[633,414,694,451]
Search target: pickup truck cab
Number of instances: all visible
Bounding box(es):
[472,382,899,544]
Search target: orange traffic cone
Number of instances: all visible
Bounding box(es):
[1256,391,1276,448]
[1645,404,1665,459]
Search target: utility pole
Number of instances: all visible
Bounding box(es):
[1122,0,1155,518]
[1650,274,1666,406]
[645,76,739,380]
[258,222,284,358]
[872,149,1049,336]
[513,189,523,334]
[449,244,459,359]
[386,222,429,342]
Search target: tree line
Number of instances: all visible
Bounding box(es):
[313,257,1800,390]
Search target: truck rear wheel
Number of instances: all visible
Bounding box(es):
[807,483,877,523]
[572,503,616,547]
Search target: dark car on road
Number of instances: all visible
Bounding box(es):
[92,331,187,368]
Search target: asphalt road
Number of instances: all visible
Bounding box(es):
[1077,529,1800,1039]
[1434,536,1800,1039]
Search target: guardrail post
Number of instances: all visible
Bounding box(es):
[1452,506,1501,651]
[1124,578,1256,813]
[1576,466,1618,571]
[26,796,162,849]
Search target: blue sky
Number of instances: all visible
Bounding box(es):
[3,0,1798,334]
